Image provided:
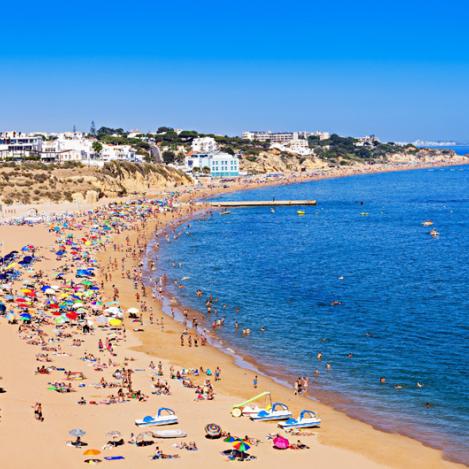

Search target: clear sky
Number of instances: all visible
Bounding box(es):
[2,0,469,141]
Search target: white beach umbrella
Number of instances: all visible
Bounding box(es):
[105,306,121,315]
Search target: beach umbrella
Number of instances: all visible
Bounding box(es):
[20,312,32,321]
[233,440,251,453]
[224,436,236,443]
[66,311,78,320]
[204,423,221,438]
[109,318,122,327]
[83,449,101,456]
[105,431,122,439]
[127,307,139,314]
[69,428,86,437]
[105,306,121,315]
[96,315,107,324]
[273,435,289,450]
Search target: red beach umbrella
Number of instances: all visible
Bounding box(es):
[66,311,78,320]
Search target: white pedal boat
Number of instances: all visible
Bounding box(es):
[135,407,178,427]
[250,402,292,422]
[279,410,321,429]
[152,429,187,438]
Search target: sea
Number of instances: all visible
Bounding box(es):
[151,165,469,464]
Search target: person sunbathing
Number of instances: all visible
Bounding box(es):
[103,438,124,449]
[289,440,310,450]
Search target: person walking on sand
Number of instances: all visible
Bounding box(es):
[33,402,44,421]
[253,375,258,389]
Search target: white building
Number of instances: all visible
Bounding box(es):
[355,135,380,147]
[100,144,139,163]
[0,132,43,159]
[242,130,330,143]
[191,136,218,153]
[39,135,139,165]
[185,152,239,177]
[242,131,297,143]
[271,138,314,156]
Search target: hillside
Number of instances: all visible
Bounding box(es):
[0,161,193,205]
[239,146,468,175]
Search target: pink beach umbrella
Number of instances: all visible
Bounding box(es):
[273,435,289,450]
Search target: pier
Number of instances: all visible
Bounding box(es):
[205,200,317,207]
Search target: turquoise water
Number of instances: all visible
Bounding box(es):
[154,166,469,463]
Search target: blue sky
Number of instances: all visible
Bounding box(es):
[1,0,469,141]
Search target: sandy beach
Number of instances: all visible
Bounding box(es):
[0,163,467,469]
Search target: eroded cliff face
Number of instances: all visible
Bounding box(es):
[94,162,193,198]
[240,149,330,174]
[0,162,194,205]
[239,148,469,174]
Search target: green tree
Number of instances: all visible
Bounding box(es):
[92,141,103,154]
[157,126,174,134]
[162,150,176,164]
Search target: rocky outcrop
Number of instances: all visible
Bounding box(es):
[95,161,193,197]
[0,161,194,205]
[240,148,469,174]
[240,149,329,174]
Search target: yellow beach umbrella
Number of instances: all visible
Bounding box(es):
[109,318,122,327]
[83,449,101,456]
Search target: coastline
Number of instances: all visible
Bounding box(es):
[131,164,459,463]
[140,163,469,466]
[0,160,467,468]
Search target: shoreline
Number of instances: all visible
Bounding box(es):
[0,160,467,468]
[132,162,468,466]
[143,165,469,466]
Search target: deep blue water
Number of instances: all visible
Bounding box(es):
[155,166,469,463]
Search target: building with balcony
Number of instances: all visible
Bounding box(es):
[185,152,239,177]
[0,132,43,159]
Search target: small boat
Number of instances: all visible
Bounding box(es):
[135,408,178,427]
[220,210,231,216]
[360,212,369,216]
[231,391,272,418]
[278,410,321,429]
[271,208,275,214]
[429,229,439,238]
[152,429,187,439]
[250,402,292,422]
[422,220,433,227]
[297,210,305,216]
